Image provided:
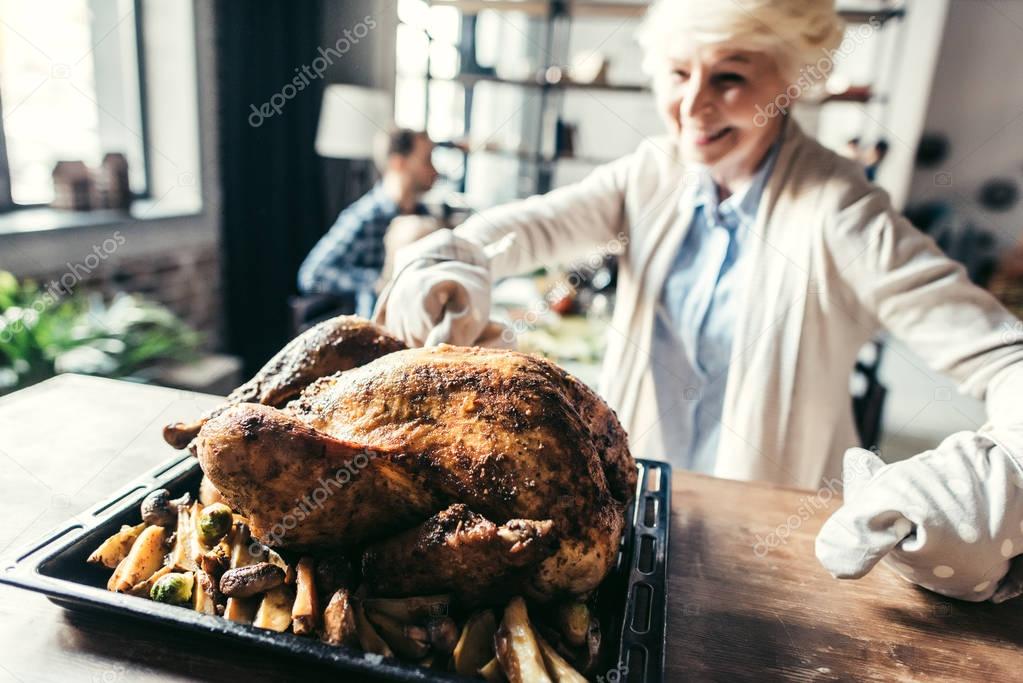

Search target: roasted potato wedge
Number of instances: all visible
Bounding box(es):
[354,598,394,657]
[192,569,220,615]
[168,501,199,571]
[367,609,431,660]
[224,520,259,622]
[254,584,295,632]
[128,565,173,598]
[494,597,552,683]
[88,523,146,569]
[479,657,507,683]
[109,525,167,593]
[454,609,498,676]
[537,635,587,683]
[322,588,359,647]
[224,596,259,624]
[292,556,318,635]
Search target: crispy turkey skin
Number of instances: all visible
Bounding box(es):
[194,326,636,603]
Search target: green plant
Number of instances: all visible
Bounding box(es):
[0,271,202,394]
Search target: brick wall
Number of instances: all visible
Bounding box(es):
[23,243,222,350]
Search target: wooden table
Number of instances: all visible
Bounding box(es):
[1,375,1021,682]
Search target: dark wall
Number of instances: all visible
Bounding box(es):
[319,0,398,223]
[214,0,397,375]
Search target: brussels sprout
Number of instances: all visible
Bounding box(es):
[198,502,233,545]
[150,571,194,605]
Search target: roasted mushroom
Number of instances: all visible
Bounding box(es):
[219,562,285,598]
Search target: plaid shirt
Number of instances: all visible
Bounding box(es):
[297,183,428,298]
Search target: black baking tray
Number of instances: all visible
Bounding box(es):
[1,453,670,682]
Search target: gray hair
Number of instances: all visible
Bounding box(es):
[637,0,846,86]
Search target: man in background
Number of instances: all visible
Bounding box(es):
[298,128,439,316]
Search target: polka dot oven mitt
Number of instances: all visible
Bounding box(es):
[815,431,1023,602]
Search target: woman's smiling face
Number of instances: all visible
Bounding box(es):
[652,43,789,181]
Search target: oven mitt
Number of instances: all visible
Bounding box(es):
[373,229,513,349]
[815,431,1023,602]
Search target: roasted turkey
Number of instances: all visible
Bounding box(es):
[172,317,636,604]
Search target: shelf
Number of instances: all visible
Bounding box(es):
[438,139,619,166]
[428,1,646,18]
[454,72,648,92]
[819,86,879,104]
[838,7,906,25]
[430,1,905,24]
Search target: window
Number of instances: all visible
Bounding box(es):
[0,0,148,208]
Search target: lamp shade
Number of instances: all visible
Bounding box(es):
[315,85,393,159]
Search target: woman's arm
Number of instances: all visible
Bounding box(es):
[453,152,634,279]
[815,182,1023,601]
[828,186,1023,418]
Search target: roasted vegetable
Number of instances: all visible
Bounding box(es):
[87,523,145,568]
[108,525,167,593]
[224,520,259,623]
[198,539,230,577]
[354,598,394,657]
[556,602,589,648]
[495,597,552,683]
[479,658,507,683]
[192,569,220,615]
[168,501,202,572]
[130,565,173,598]
[367,609,431,660]
[265,546,294,584]
[220,562,285,598]
[292,557,319,635]
[150,571,195,605]
[322,588,359,647]
[454,609,498,676]
[537,635,587,683]
[140,489,177,527]
[254,585,295,632]
[197,502,233,546]
[224,596,258,624]
[426,616,459,655]
[362,595,450,623]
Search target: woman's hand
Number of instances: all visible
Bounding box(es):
[373,229,512,348]
[815,433,1023,602]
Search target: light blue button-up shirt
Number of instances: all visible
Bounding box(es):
[651,140,781,473]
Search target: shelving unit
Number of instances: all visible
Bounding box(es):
[396,1,908,200]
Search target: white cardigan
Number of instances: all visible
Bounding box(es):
[453,117,1023,489]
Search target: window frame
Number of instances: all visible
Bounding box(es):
[0,0,153,213]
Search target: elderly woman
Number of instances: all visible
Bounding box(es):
[376,0,1023,602]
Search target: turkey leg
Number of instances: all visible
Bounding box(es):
[361,503,558,604]
[164,316,405,449]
